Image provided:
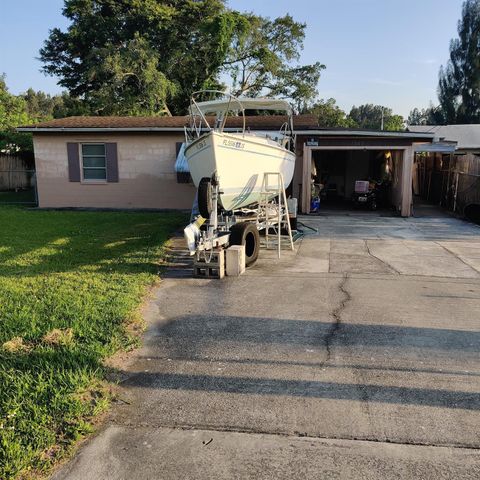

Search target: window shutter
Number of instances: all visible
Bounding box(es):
[105,143,119,182]
[67,143,80,182]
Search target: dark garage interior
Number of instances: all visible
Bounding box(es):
[310,149,394,212]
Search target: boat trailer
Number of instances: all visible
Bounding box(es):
[184,172,295,278]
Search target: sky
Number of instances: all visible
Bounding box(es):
[0,0,465,117]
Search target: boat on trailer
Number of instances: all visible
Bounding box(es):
[183,91,296,270]
[184,92,296,211]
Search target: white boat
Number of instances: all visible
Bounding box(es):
[184,92,296,211]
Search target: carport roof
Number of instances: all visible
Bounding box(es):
[294,128,435,140]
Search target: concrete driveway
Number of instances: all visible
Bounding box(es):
[54,213,480,480]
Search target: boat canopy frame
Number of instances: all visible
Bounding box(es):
[188,90,294,141]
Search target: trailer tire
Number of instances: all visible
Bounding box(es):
[230,222,260,267]
[198,177,213,219]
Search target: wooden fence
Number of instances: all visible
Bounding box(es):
[0,155,35,191]
[414,152,480,216]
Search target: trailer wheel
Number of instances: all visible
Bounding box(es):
[230,223,260,267]
[198,177,212,219]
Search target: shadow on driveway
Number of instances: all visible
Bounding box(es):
[119,314,480,411]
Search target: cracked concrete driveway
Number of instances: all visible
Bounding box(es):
[54,213,480,480]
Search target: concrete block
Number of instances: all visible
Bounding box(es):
[194,250,225,279]
[226,245,246,277]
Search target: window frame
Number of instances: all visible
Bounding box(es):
[80,143,108,183]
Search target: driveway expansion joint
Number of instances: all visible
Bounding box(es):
[364,240,401,275]
[106,421,480,451]
[435,240,480,274]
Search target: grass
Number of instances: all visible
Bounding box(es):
[0,206,186,479]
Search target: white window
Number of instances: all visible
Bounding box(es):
[81,144,107,181]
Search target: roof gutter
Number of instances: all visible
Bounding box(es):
[17,127,436,139]
[294,130,436,139]
[17,126,287,133]
[17,127,188,133]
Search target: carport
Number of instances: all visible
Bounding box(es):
[292,130,436,216]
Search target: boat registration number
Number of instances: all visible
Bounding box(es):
[223,139,245,149]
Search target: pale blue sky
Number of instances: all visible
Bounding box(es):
[0,0,465,116]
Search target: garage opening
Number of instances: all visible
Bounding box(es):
[310,149,399,213]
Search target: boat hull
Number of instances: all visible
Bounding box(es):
[185,131,296,211]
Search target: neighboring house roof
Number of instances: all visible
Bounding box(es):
[18,114,319,132]
[408,124,480,150]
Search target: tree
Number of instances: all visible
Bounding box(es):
[303,98,354,128]
[22,89,67,121]
[40,2,324,115]
[438,0,480,123]
[40,0,242,115]
[348,104,405,131]
[74,34,177,115]
[224,13,325,112]
[0,75,35,154]
[407,106,444,126]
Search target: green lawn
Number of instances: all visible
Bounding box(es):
[0,207,185,479]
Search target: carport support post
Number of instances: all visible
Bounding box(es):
[401,146,414,217]
[302,145,312,214]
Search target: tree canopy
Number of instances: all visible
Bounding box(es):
[303,100,404,131]
[438,0,480,124]
[40,1,324,115]
[223,13,325,112]
[303,98,354,128]
[0,76,82,153]
[407,106,444,126]
[413,0,480,125]
[348,104,405,131]
[0,75,36,154]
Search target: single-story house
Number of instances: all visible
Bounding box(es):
[408,124,480,154]
[19,116,437,216]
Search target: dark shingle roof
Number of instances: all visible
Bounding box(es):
[19,114,319,131]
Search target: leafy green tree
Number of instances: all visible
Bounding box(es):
[40,2,324,115]
[76,34,177,115]
[407,106,444,126]
[0,75,35,154]
[40,0,240,115]
[224,13,325,111]
[22,89,67,121]
[383,114,405,131]
[438,0,480,123]
[303,98,355,128]
[348,104,405,131]
[51,92,92,118]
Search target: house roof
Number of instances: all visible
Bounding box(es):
[17,115,435,140]
[18,114,319,132]
[408,124,480,150]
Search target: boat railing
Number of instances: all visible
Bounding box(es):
[189,90,246,138]
[188,90,295,152]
